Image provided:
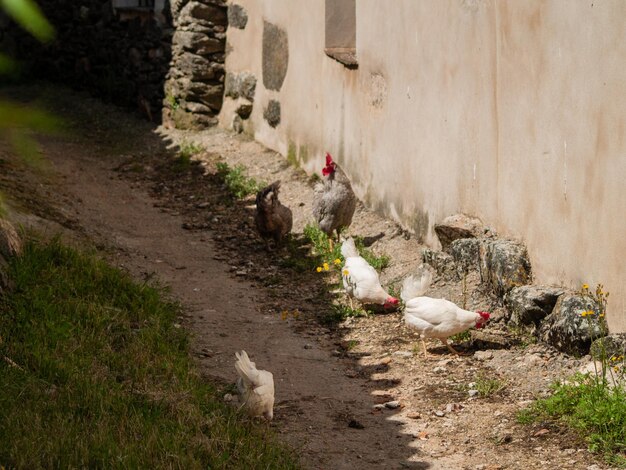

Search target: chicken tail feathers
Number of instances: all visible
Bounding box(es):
[234,350,258,385]
[256,181,281,210]
[401,265,433,301]
[341,237,359,258]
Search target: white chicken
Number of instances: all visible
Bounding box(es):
[341,237,398,309]
[401,267,490,357]
[234,350,275,420]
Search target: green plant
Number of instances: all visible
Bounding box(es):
[215,162,263,199]
[450,329,472,343]
[517,374,626,467]
[322,304,367,325]
[475,372,507,397]
[166,93,180,111]
[0,238,299,469]
[179,141,203,160]
[353,236,390,270]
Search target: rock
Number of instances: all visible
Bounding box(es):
[479,239,532,297]
[468,389,479,397]
[262,21,289,91]
[224,72,257,100]
[590,334,626,361]
[235,98,253,118]
[232,115,244,133]
[173,31,224,55]
[384,401,401,409]
[179,2,227,26]
[450,238,482,273]
[433,410,445,417]
[474,350,494,360]
[185,101,213,114]
[0,219,22,258]
[504,285,565,326]
[373,404,385,410]
[223,393,234,402]
[176,53,217,80]
[263,99,281,127]
[434,214,485,252]
[539,293,606,355]
[392,351,413,358]
[228,4,248,29]
[422,248,458,280]
[433,366,447,373]
[167,106,218,130]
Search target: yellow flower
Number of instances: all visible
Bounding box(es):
[281,310,288,321]
[292,309,300,319]
[614,366,620,373]
[323,262,330,271]
[316,266,323,273]
[334,258,342,265]
[582,284,589,290]
[342,269,349,276]
[599,313,605,318]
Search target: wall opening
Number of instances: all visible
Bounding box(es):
[324,0,357,68]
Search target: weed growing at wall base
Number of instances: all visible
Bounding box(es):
[0,238,299,469]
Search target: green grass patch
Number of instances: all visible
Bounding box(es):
[450,330,472,344]
[322,304,367,325]
[172,141,203,171]
[302,224,390,271]
[517,374,626,467]
[215,162,263,199]
[0,238,299,469]
[474,372,507,397]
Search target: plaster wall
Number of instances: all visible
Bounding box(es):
[221,0,626,331]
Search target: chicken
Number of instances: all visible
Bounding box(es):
[401,267,490,357]
[234,350,275,420]
[312,153,357,247]
[254,181,293,248]
[341,237,398,309]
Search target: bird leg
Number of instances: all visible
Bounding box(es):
[421,339,431,358]
[440,338,463,355]
[348,295,354,311]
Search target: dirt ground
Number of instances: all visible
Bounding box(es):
[0,85,614,470]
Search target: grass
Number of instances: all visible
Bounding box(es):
[450,329,472,344]
[215,162,264,199]
[322,304,367,325]
[475,372,507,397]
[172,141,203,172]
[0,238,299,469]
[302,224,390,271]
[517,374,626,467]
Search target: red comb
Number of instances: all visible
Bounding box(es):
[325,152,333,165]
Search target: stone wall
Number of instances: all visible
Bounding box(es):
[162,0,227,129]
[0,0,228,126]
[0,1,172,121]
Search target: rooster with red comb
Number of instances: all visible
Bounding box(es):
[312,152,357,249]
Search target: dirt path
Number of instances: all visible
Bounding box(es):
[1,85,613,470]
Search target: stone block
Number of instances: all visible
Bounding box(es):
[504,285,565,326]
[434,213,486,252]
[539,293,606,356]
